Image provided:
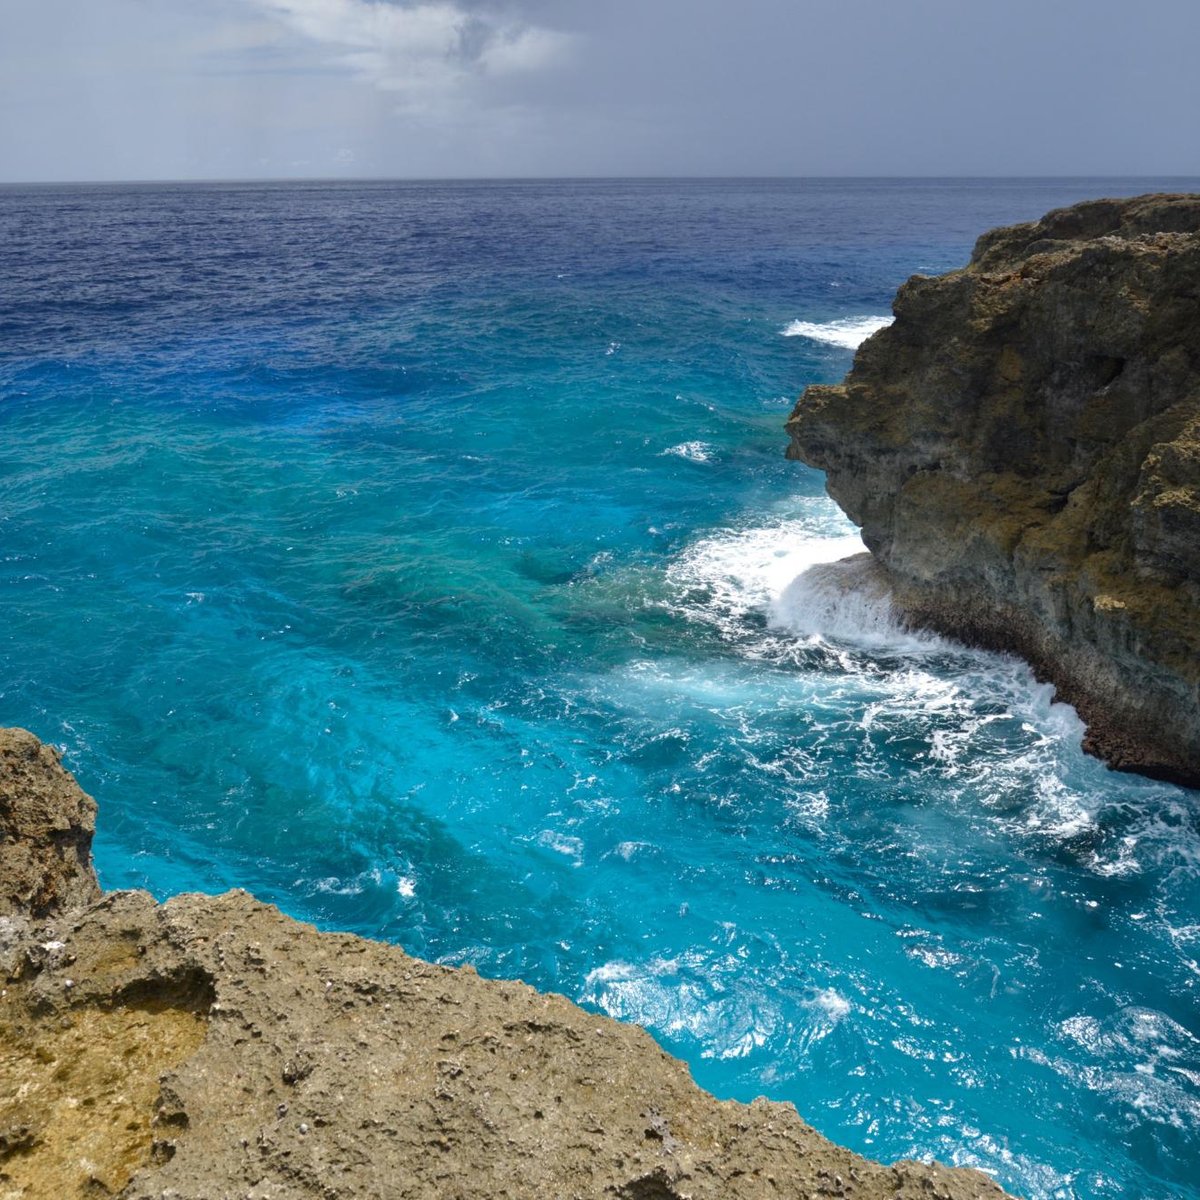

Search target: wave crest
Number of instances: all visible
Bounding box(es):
[782,315,894,349]
[769,553,937,651]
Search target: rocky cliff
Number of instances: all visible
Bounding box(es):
[0,727,1010,1200]
[786,194,1200,787]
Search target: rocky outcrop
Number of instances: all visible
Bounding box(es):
[786,194,1200,787]
[0,727,1011,1200]
[0,729,101,919]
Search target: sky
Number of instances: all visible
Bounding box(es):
[1,0,1198,181]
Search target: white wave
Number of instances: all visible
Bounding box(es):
[768,555,940,651]
[610,840,653,861]
[660,440,713,463]
[665,504,941,653]
[582,952,781,1058]
[536,830,584,864]
[651,502,1200,885]
[666,510,865,630]
[1043,1007,1200,1131]
[805,987,851,1022]
[781,315,894,349]
[310,875,365,896]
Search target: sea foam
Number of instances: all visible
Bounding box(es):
[666,516,866,633]
[782,315,894,349]
[769,554,936,651]
[661,441,714,463]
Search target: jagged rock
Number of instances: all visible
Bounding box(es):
[0,728,101,919]
[786,194,1200,787]
[0,728,1015,1198]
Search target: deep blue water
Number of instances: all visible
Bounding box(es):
[2,178,1199,1199]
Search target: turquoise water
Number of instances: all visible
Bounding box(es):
[2,178,1198,1199]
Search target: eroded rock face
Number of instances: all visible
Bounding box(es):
[786,194,1200,787]
[0,728,1015,1199]
[0,728,101,919]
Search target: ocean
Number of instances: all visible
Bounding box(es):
[2,177,1198,1199]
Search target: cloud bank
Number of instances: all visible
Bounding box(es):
[252,0,573,108]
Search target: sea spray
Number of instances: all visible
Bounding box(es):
[770,553,915,646]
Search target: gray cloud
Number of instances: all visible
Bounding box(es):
[0,0,1196,181]
[247,0,575,110]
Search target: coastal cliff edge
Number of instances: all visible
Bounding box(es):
[787,194,1200,787]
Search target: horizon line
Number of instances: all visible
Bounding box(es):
[3,173,1200,189]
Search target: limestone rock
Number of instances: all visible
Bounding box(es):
[786,194,1200,787]
[0,728,101,919]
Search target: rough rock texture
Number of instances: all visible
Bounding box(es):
[0,729,101,919]
[0,728,1014,1200]
[786,194,1200,787]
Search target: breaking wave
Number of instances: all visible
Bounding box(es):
[782,315,894,349]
